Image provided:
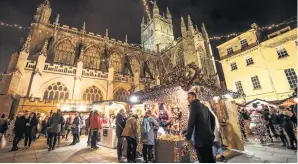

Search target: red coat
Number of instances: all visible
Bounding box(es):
[90,113,102,130]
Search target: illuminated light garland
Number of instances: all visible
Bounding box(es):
[209,17,297,40]
[142,0,151,20]
[0,21,29,30]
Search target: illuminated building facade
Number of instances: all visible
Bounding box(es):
[0,0,218,114]
[218,24,297,103]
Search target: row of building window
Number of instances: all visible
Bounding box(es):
[230,47,289,71]
[234,68,297,93]
[227,40,290,59]
[43,82,129,102]
[227,39,249,55]
[230,57,255,70]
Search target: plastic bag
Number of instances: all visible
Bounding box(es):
[157,127,166,136]
[0,134,7,149]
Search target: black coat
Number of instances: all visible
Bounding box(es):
[115,113,126,138]
[185,99,215,147]
[25,117,38,136]
[14,116,26,136]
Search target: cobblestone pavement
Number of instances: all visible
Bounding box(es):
[227,139,297,163]
[0,136,296,163]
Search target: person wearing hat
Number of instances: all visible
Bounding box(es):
[90,110,102,149]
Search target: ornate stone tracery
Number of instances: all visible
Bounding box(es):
[114,88,129,102]
[130,56,140,73]
[54,39,75,65]
[82,85,103,102]
[109,52,122,73]
[43,82,69,100]
[83,45,101,70]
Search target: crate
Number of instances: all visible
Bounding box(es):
[155,139,191,163]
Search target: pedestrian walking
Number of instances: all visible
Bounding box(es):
[65,117,72,141]
[48,109,65,151]
[122,114,139,163]
[11,113,26,151]
[6,116,15,142]
[90,110,102,149]
[250,109,271,145]
[184,92,216,163]
[281,109,297,149]
[116,109,127,162]
[270,108,289,147]
[70,112,82,145]
[86,111,93,146]
[24,112,38,149]
[140,110,158,163]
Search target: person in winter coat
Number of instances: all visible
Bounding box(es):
[116,109,127,162]
[65,117,72,141]
[6,116,15,142]
[184,92,216,163]
[48,109,65,151]
[0,114,8,135]
[24,112,38,149]
[270,108,289,147]
[41,117,48,137]
[86,111,93,146]
[208,107,226,162]
[11,113,26,151]
[90,110,102,149]
[122,114,139,163]
[141,110,158,163]
[250,109,271,145]
[281,109,297,149]
[71,112,82,145]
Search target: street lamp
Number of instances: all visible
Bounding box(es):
[129,95,139,103]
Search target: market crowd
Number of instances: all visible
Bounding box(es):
[0,92,296,163]
[238,103,297,149]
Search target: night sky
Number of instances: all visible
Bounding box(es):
[0,0,296,80]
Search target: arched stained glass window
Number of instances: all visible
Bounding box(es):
[109,53,122,73]
[146,60,156,78]
[54,39,75,65]
[83,46,101,70]
[43,82,69,100]
[114,88,129,102]
[82,85,103,102]
[130,56,140,73]
[174,51,185,67]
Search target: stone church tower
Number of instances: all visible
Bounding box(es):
[141,1,174,52]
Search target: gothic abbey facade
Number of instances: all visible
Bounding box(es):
[0,0,218,114]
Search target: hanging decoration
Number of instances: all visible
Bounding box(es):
[0,21,29,30]
[209,17,297,40]
[142,0,151,21]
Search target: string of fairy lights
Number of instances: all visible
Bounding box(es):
[142,0,152,20]
[0,14,296,41]
[0,21,29,30]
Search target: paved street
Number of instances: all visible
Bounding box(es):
[0,136,296,163]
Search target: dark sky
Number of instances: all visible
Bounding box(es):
[0,0,296,79]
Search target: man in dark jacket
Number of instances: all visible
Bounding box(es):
[184,92,216,163]
[115,109,127,162]
[11,113,26,151]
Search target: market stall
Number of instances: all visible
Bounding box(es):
[92,101,128,149]
[129,63,244,162]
